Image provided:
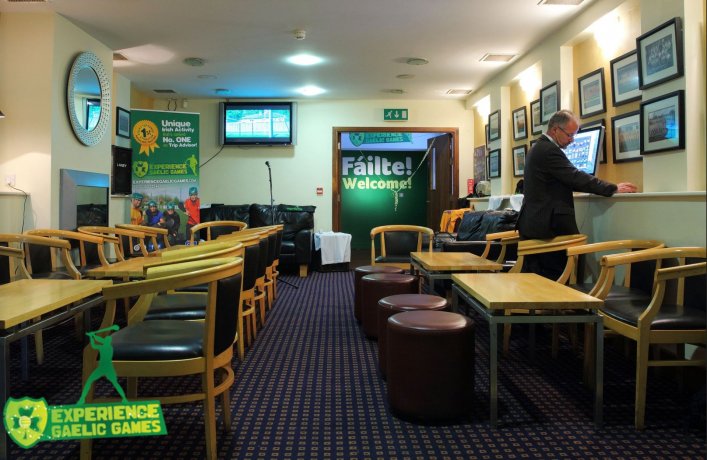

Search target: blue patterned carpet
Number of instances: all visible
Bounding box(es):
[8,270,706,459]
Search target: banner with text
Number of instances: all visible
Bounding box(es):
[131,109,199,244]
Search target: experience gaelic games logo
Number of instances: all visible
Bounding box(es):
[3,326,167,449]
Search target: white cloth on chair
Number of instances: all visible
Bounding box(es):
[488,195,504,210]
[314,231,352,264]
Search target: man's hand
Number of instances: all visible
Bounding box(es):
[616,182,638,193]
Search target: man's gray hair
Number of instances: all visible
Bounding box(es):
[547,110,578,130]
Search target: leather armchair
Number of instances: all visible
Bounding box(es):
[441,210,519,262]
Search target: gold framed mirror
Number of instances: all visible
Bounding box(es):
[67,51,111,146]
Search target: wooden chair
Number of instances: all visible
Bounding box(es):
[595,247,706,429]
[370,224,434,270]
[189,220,248,244]
[502,234,589,353]
[481,229,519,270]
[116,223,171,251]
[78,225,150,260]
[25,229,110,277]
[80,257,243,460]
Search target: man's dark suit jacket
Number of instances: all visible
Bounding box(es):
[517,135,616,239]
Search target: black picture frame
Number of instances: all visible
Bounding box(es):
[611,111,642,163]
[580,118,607,164]
[530,99,542,135]
[512,145,526,177]
[474,145,487,184]
[637,17,683,90]
[610,50,641,106]
[640,89,684,154]
[116,106,131,139]
[578,68,606,118]
[485,124,490,149]
[488,110,500,142]
[488,149,501,178]
[512,106,528,141]
[540,81,559,124]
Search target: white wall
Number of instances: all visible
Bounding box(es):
[152,98,473,230]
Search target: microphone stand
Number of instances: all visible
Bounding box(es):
[266,161,298,289]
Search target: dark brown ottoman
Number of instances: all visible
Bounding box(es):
[387,310,475,421]
[354,265,404,323]
[377,294,448,377]
[360,273,418,339]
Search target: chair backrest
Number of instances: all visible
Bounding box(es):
[510,234,588,280]
[7,232,82,280]
[78,226,149,260]
[116,223,171,251]
[144,241,244,275]
[189,220,248,244]
[25,229,109,269]
[103,257,244,356]
[238,235,261,291]
[370,225,434,267]
[0,243,30,283]
[481,230,519,264]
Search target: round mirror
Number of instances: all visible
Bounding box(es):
[67,51,111,146]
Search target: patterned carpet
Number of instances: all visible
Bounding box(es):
[7,270,706,459]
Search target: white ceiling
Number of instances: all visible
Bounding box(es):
[0,0,595,100]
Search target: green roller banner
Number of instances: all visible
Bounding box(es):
[130,109,199,244]
[341,150,428,249]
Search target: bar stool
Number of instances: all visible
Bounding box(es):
[387,310,475,421]
[353,265,404,323]
[377,294,448,377]
[360,273,417,339]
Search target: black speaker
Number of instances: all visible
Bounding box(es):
[111,145,132,195]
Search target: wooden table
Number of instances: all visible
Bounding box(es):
[86,256,163,279]
[451,273,604,427]
[410,251,503,292]
[0,278,111,459]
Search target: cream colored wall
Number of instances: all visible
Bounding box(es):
[151,98,473,230]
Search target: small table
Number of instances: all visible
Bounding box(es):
[0,278,111,459]
[451,273,604,427]
[86,256,163,279]
[410,251,503,292]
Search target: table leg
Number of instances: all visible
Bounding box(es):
[20,327,28,381]
[594,316,604,428]
[451,286,459,313]
[1,336,10,460]
[489,318,499,427]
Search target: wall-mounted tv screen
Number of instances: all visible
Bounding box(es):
[219,101,296,146]
[562,125,604,175]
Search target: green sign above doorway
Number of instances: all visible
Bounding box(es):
[383,108,408,121]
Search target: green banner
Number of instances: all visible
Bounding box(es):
[130,109,200,244]
[348,132,412,146]
[340,151,428,249]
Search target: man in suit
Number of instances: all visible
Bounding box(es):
[517,110,636,279]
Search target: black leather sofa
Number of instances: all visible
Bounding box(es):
[440,209,519,262]
[200,203,315,276]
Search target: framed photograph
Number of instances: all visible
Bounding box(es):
[610,50,641,106]
[640,90,684,154]
[485,124,490,148]
[488,149,501,178]
[488,110,500,142]
[580,119,607,164]
[474,145,487,184]
[540,81,559,124]
[578,68,606,118]
[512,145,526,177]
[611,111,642,163]
[637,17,683,90]
[512,106,528,140]
[116,107,130,139]
[530,99,542,135]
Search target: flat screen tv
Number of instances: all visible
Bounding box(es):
[219,101,296,146]
[562,125,604,175]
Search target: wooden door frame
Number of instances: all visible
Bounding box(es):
[332,126,459,231]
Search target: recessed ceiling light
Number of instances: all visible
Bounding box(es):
[406,58,429,66]
[214,88,230,95]
[446,89,473,95]
[538,0,583,5]
[298,85,325,96]
[396,74,415,79]
[287,54,323,66]
[198,74,217,80]
[382,89,405,94]
[183,57,205,67]
[479,53,516,62]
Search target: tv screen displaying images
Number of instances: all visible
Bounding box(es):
[562,125,604,175]
[219,101,295,146]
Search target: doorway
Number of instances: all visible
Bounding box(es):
[332,127,458,250]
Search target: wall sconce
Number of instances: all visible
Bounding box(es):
[473,96,491,121]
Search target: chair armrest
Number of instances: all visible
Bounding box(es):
[441,240,488,256]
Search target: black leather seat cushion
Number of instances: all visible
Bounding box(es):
[145,293,207,321]
[111,320,203,360]
[601,299,706,330]
[571,283,652,302]
[29,270,74,280]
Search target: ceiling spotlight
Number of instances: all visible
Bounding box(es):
[287,54,323,66]
[406,58,429,66]
[293,29,306,40]
[396,74,415,79]
[297,85,325,96]
[183,57,205,67]
[214,88,230,95]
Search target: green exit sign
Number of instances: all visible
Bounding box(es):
[383,108,408,121]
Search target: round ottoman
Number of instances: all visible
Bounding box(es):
[387,310,475,421]
[353,265,404,323]
[360,273,418,339]
[377,294,448,377]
